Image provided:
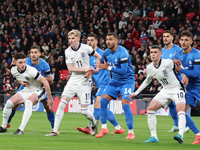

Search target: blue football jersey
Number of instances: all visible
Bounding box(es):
[162,44,182,79]
[102,45,135,83]
[175,47,200,91]
[26,57,51,77]
[161,44,182,59]
[90,48,111,88]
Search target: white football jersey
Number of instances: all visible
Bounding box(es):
[135,59,184,95]
[11,65,42,91]
[65,43,94,84]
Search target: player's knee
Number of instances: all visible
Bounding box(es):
[177,111,185,116]
[5,100,14,108]
[58,99,68,110]
[81,106,89,115]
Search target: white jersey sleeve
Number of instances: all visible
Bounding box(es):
[134,65,152,95]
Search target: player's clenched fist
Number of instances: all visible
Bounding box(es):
[129,93,136,99]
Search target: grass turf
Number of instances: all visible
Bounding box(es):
[0,111,199,150]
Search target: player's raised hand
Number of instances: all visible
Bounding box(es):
[173,58,182,66]
[84,70,93,78]
[129,93,136,99]
[95,60,108,70]
[175,64,181,72]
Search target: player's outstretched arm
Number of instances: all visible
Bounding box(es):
[39,76,54,109]
[133,77,152,96]
[176,64,200,78]
[67,65,94,73]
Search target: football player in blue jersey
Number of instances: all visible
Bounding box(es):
[162,30,189,133]
[95,32,135,139]
[77,34,124,135]
[6,45,58,133]
[174,31,200,144]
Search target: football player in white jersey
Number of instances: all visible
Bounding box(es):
[46,29,101,136]
[129,45,186,144]
[0,52,54,134]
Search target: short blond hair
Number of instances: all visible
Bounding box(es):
[68,29,81,37]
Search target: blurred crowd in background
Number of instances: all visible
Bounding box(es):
[0,0,200,96]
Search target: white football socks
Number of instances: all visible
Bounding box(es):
[2,100,14,128]
[147,110,157,138]
[53,99,68,133]
[178,111,186,137]
[19,100,33,131]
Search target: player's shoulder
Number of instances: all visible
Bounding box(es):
[162,58,173,65]
[79,43,92,51]
[192,47,200,54]
[173,44,182,51]
[146,62,154,70]
[118,45,127,52]
[26,57,31,64]
[11,65,17,73]
[39,58,49,65]
[161,46,166,52]
[26,64,37,70]
[96,47,104,55]
[103,48,110,55]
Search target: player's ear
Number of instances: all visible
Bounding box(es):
[39,52,41,56]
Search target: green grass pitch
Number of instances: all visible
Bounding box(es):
[0,111,199,150]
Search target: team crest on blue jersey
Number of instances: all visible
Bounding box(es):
[25,76,30,80]
[162,69,168,76]
[81,52,85,58]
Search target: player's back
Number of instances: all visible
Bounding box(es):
[26,57,51,76]
[65,43,92,84]
[103,45,135,83]
[90,48,110,88]
[147,59,184,93]
[11,65,42,91]
[176,48,200,90]
[161,44,182,60]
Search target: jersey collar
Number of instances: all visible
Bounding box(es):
[153,58,162,69]
[17,65,27,74]
[71,43,81,51]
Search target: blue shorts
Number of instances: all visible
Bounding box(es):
[102,80,135,101]
[96,86,107,97]
[186,89,200,107]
